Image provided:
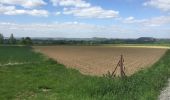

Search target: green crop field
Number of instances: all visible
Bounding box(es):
[0,46,170,100]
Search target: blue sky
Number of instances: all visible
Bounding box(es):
[0,0,170,38]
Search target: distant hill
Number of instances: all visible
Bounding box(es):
[137,37,157,42]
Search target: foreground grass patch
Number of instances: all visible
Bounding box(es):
[0,46,169,100]
[0,46,45,65]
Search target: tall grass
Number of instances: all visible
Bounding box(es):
[0,46,169,100]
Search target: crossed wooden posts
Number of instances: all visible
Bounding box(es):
[112,55,126,78]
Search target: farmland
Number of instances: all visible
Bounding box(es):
[0,46,170,100]
[34,46,167,76]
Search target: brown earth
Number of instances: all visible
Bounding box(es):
[34,46,167,76]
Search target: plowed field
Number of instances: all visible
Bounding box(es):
[34,46,167,76]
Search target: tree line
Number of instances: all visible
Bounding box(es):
[0,33,169,45]
[0,33,33,45]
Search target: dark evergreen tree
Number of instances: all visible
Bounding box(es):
[0,33,4,44]
[9,34,16,44]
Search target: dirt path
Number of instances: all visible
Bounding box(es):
[0,62,40,67]
[159,79,170,100]
[0,62,27,66]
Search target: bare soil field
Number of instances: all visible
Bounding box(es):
[34,46,167,76]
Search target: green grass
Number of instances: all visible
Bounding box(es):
[0,46,169,100]
[0,46,45,64]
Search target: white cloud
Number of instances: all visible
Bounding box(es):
[55,11,61,15]
[143,16,170,26]
[26,9,49,17]
[0,4,49,17]
[144,0,170,11]
[123,16,170,26]
[0,22,133,38]
[51,0,119,18]
[125,16,134,20]
[123,16,147,24]
[0,0,46,8]
[51,0,90,8]
[63,6,119,18]
[0,22,170,38]
[0,4,15,14]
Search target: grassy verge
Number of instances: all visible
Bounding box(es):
[0,46,169,100]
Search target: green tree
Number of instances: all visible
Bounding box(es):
[9,34,16,44]
[0,33,4,44]
[25,37,33,45]
[20,37,33,45]
[20,37,26,44]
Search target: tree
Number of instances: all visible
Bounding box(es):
[0,33,4,44]
[20,37,33,45]
[20,37,26,44]
[9,34,16,44]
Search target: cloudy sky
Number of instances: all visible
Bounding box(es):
[0,0,170,38]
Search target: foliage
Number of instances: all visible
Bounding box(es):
[20,37,33,45]
[9,34,16,44]
[0,33,4,44]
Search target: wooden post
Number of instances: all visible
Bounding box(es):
[120,55,125,77]
[111,54,126,78]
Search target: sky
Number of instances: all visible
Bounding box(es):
[0,0,170,38]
